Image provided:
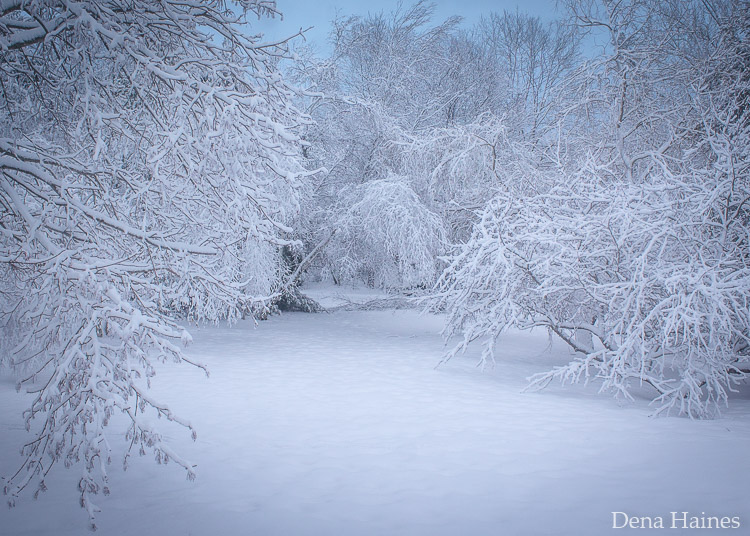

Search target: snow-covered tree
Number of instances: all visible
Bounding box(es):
[400,114,541,244]
[289,2,465,288]
[434,0,749,418]
[0,0,310,526]
[474,10,579,140]
[328,1,462,130]
[325,174,446,288]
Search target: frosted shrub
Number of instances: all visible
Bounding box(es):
[435,0,749,418]
[329,175,446,289]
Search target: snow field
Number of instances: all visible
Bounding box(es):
[2,306,749,535]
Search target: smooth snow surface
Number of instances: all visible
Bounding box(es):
[2,295,749,535]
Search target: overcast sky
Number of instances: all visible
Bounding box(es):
[253,0,564,54]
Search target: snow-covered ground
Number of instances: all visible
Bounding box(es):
[2,290,749,535]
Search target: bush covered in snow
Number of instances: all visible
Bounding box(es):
[434,0,750,418]
[327,175,446,289]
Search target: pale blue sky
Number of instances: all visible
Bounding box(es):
[253,0,564,54]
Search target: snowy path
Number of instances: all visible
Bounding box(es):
[2,308,749,535]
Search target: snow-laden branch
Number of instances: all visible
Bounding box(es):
[0,0,309,527]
